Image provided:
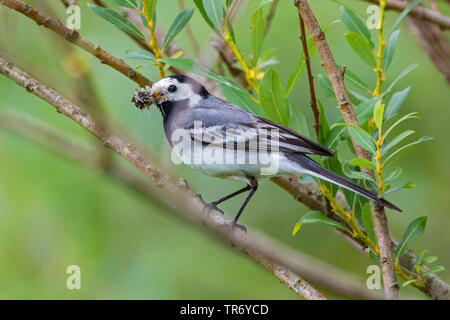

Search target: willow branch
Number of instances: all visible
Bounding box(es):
[0,0,151,88]
[294,0,398,300]
[0,56,329,300]
[360,0,450,29]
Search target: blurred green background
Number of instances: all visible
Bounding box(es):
[0,0,448,299]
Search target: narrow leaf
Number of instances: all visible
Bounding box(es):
[125,49,155,60]
[382,130,415,155]
[289,102,310,139]
[423,266,445,277]
[390,0,422,34]
[260,68,290,126]
[203,0,223,32]
[295,211,349,233]
[350,158,376,170]
[88,4,145,40]
[384,136,433,166]
[384,87,410,119]
[382,29,400,71]
[345,32,376,67]
[193,0,215,30]
[250,7,264,66]
[163,8,195,49]
[340,6,372,43]
[395,216,427,258]
[383,64,417,95]
[373,101,384,129]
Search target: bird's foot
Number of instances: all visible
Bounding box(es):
[230,221,247,235]
[204,201,224,215]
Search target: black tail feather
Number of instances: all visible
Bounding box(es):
[290,155,402,212]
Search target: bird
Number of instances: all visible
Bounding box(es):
[131,75,401,228]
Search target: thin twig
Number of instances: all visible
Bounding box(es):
[359,0,450,30]
[264,0,280,35]
[0,56,327,300]
[294,0,398,300]
[297,11,320,138]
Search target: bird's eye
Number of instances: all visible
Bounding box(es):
[168,84,177,93]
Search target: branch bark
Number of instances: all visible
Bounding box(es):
[360,0,450,30]
[294,0,399,300]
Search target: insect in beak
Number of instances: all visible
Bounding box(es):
[151,90,167,103]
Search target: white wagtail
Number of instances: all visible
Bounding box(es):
[132,75,401,227]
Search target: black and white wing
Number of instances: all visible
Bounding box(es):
[189,96,334,157]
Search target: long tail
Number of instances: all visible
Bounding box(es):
[289,154,402,212]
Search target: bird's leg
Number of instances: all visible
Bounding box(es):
[208,185,251,209]
[230,179,258,232]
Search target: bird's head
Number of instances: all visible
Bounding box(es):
[150,75,209,106]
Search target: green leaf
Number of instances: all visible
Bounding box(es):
[423,256,438,265]
[416,250,428,266]
[383,181,415,194]
[394,216,427,258]
[384,87,410,120]
[292,211,349,236]
[361,203,376,244]
[384,112,419,140]
[250,7,264,66]
[112,0,138,8]
[382,130,415,155]
[373,101,384,129]
[143,0,158,21]
[285,39,316,97]
[340,6,371,43]
[350,157,376,170]
[259,68,290,126]
[125,49,155,60]
[341,66,371,93]
[423,266,445,277]
[203,0,223,32]
[390,0,422,34]
[161,58,248,94]
[289,102,310,139]
[384,167,402,182]
[383,64,417,95]
[317,74,334,97]
[88,4,145,40]
[220,84,263,116]
[384,136,433,166]
[335,123,377,154]
[193,0,215,30]
[163,8,195,49]
[342,161,375,182]
[382,30,400,72]
[354,97,380,124]
[402,279,418,287]
[345,32,376,67]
